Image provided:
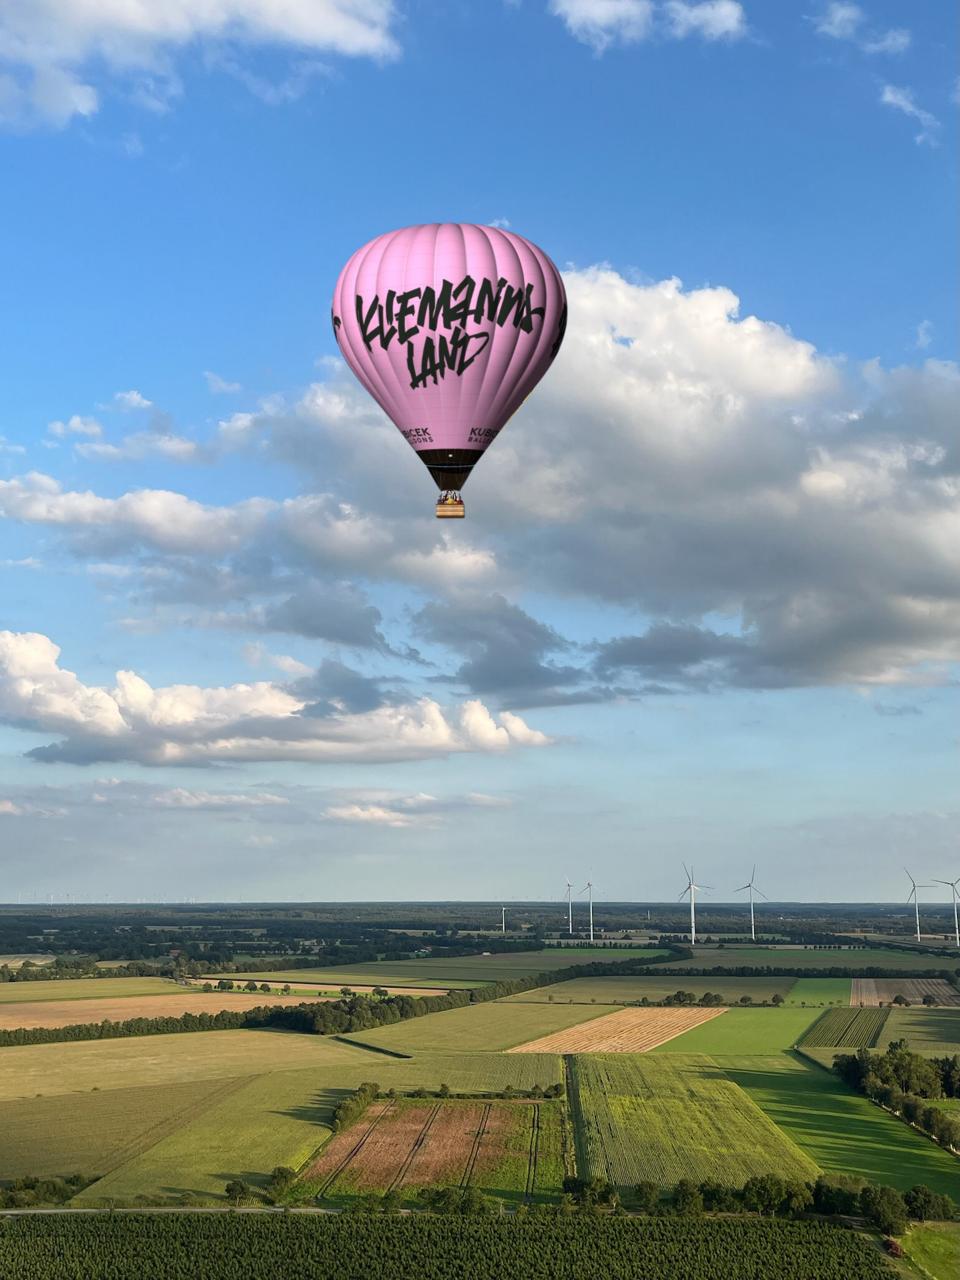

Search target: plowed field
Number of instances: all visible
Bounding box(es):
[507,1006,728,1054]
[851,978,960,1006]
[0,992,312,1030]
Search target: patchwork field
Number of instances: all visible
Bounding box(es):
[508,1006,727,1054]
[345,1000,618,1054]
[726,1053,960,1196]
[665,946,955,972]
[798,1008,890,1048]
[568,1055,818,1189]
[649,1008,821,1054]
[0,1078,246,1181]
[785,979,852,1006]
[502,976,796,1005]
[0,977,185,1004]
[881,1007,960,1052]
[852,978,960,1007]
[305,1099,563,1204]
[0,992,319,1030]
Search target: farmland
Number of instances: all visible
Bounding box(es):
[725,1053,960,1196]
[568,1055,818,1188]
[649,1008,821,1054]
[0,1078,244,1181]
[304,1099,564,1204]
[0,991,319,1030]
[785,979,851,1006]
[0,1215,900,1280]
[881,1007,960,1052]
[0,977,184,1004]
[664,945,957,972]
[904,1223,960,1280]
[508,1006,727,1054]
[798,1008,890,1048]
[502,975,795,1005]
[853,978,960,1006]
[344,999,618,1054]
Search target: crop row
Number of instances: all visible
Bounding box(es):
[800,1008,890,1048]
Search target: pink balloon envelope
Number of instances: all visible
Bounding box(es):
[332,223,566,515]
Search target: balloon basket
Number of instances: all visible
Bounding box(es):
[436,491,465,519]
[436,498,465,519]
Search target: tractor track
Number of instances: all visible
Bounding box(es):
[317,1102,394,1199]
[459,1102,492,1188]
[387,1104,442,1193]
[524,1104,541,1201]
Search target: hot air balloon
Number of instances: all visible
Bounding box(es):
[331,223,566,518]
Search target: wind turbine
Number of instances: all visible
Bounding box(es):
[735,865,767,943]
[933,876,960,949]
[905,868,933,944]
[501,906,506,935]
[680,864,711,946]
[580,881,594,943]
[564,878,573,936]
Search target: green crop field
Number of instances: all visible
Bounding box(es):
[344,1000,618,1054]
[0,977,184,1004]
[74,1052,563,1203]
[799,1008,890,1048]
[664,946,955,973]
[881,1008,960,1052]
[0,1078,243,1182]
[784,979,852,1006]
[501,975,796,1005]
[905,1224,960,1280]
[568,1055,818,1189]
[209,970,481,991]
[648,1008,821,1054]
[0,1029,368,1102]
[725,1053,960,1197]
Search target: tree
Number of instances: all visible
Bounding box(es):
[373,986,389,999]
[771,993,784,1006]
[244,980,257,992]
[922,994,937,1006]
[860,1184,907,1236]
[739,995,753,1005]
[202,982,213,992]
[742,1175,786,1216]
[904,1184,954,1222]
[633,1181,659,1213]
[267,1167,296,1196]
[672,1179,703,1216]
[225,1180,250,1205]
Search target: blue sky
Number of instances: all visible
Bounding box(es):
[0,1,957,904]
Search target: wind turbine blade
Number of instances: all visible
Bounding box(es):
[735,883,751,892]
[904,867,916,887]
[754,888,769,900]
[751,865,757,883]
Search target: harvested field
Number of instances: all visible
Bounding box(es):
[852,978,960,1006]
[0,978,185,1005]
[190,980,450,997]
[0,992,318,1030]
[799,1007,889,1047]
[507,1006,727,1054]
[307,1100,555,1202]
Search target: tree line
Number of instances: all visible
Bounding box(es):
[833,1041,960,1153]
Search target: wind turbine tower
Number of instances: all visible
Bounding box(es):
[680,864,711,946]
[565,878,573,936]
[905,869,932,944]
[735,866,767,943]
[933,876,960,949]
[580,881,594,943]
[501,906,506,935]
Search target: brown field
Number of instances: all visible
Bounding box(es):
[306,1101,525,1195]
[506,1005,728,1054]
[0,991,317,1030]
[851,978,960,1007]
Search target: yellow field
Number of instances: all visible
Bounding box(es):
[0,977,185,1004]
[0,991,322,1029]
[508,1006,728,1054]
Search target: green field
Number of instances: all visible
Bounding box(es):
[569,1055,818,1189]
[799,1008,890,1048]
[209,971,480,991]
[649,1008,821,1055]
[784,978,852,1006]
[213,949,668,989]
[905,1223,960,1280]
[0,1029,367,1101]
[0,1078,244,1181]
[0,977,184,1004]
[725,1053,960,1197]
[882,1008,960,1052]
[501,975,797,1005]
[72,1051,563,1203]
[665,947,956,973]
[344,999,618,1054]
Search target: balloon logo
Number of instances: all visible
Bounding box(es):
[332,223,567,518]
